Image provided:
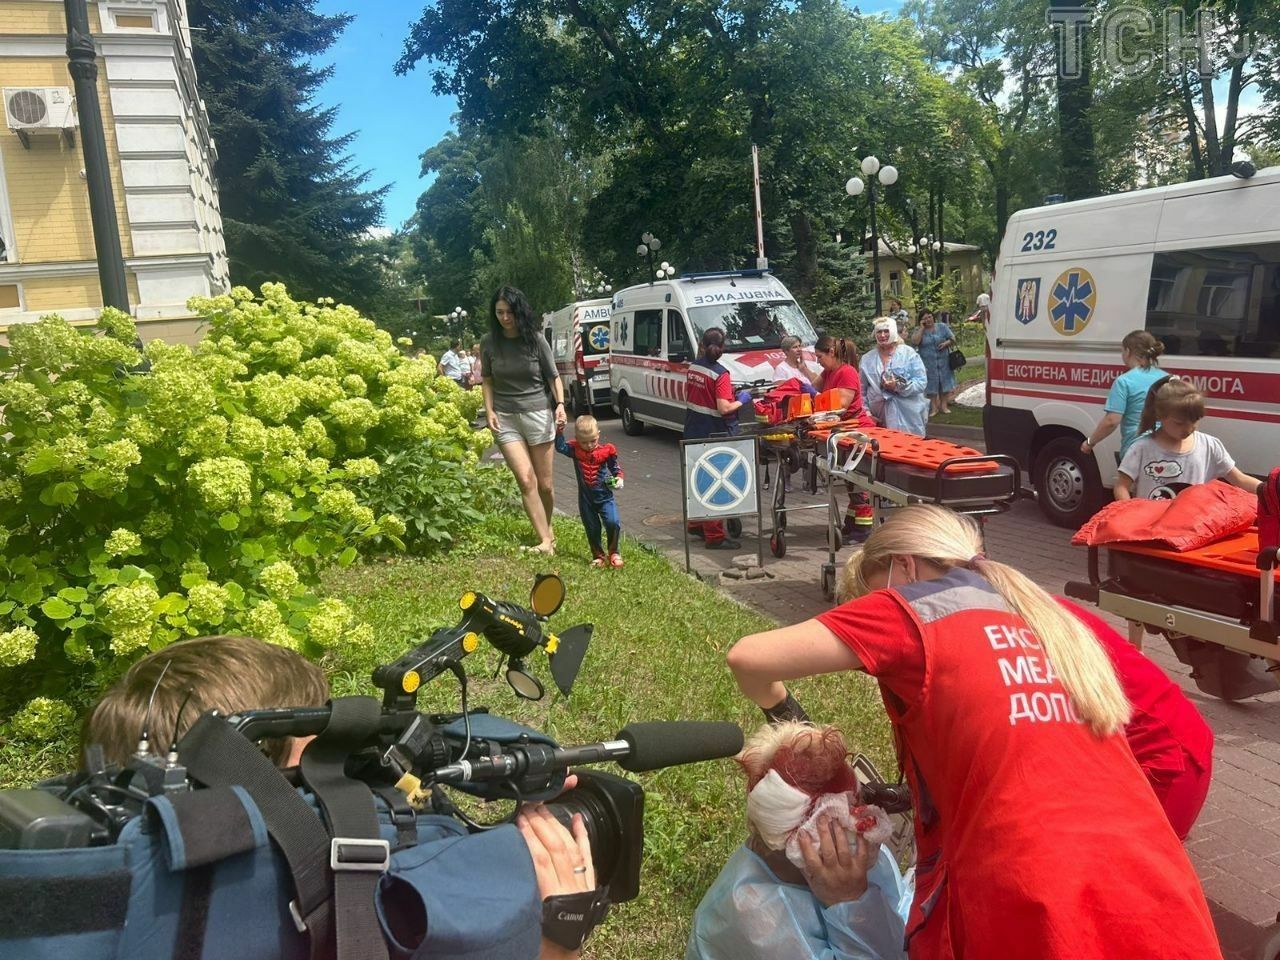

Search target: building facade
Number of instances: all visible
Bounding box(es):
[0,0,227,343]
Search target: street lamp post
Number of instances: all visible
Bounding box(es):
[64,0,130,314]
[638,232,671,283]
[845,156,898,316]
[448,306,467,339]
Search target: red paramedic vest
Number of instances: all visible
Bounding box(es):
[884,569,1221,960]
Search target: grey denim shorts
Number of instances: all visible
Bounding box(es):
[493,408,555,446]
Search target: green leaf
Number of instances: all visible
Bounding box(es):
[240,541,266,562]
[23,448,62,475]
[337,547,357,567]
[66,616,88,629]
[180,573,206,589]
[57,586,89,603]
[152,592,189,616]
[117,565,145,584]
[81,470,117,492]
[223,582,245,605]
[41,596,77,620]
[218,513,240,531]
[79,603,95,616]
[292,535,318,557]
[286,508,314,522]
[0,600,16,616]
[64,631,92,663]
[38,481,79,507]
[10,581,44,605]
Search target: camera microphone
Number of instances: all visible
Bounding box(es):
[433,721,743,783]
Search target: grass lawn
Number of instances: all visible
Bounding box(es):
[324,510,894,959]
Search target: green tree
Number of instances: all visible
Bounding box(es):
[189,0,388,308]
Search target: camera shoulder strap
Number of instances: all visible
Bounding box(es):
[178,713,334,960]
[299,696,390,960]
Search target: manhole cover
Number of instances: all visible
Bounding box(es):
[643,513,684,527]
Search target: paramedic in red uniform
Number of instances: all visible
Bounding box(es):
[728,504,1222,960]
[815,334,877,542]
[686,327,749,551]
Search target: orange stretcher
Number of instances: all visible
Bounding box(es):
[1066,523,1280,702]
[812,425,1021,601]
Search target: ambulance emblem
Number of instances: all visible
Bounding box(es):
[1048,267,1097,337]
[588,324,610,351]
[1014,278,1040,325]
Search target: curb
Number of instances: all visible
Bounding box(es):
[926,422,984,443]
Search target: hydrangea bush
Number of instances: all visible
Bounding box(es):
[0,284,493,738]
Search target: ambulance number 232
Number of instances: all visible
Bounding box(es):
[1021,229,1058,252]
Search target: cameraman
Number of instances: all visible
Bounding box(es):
[78,635,597,960]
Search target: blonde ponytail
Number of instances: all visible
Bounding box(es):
[855,505,1130,736]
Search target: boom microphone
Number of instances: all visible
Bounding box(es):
[433,721,743,783]
[615,722,745,773]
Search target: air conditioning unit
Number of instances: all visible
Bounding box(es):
[4,87,78,132]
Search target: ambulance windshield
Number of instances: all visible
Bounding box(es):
[688,300,816,352]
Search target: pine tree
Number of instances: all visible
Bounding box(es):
[188,0,387,308]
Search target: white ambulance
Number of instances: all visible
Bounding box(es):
[608,270,819,435]
[542,298,614,417]
[985,167,1280,526]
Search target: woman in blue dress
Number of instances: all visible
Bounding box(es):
[908,310,958,417]
[858,317,929,436]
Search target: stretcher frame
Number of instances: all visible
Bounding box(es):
[814,430,1021,600]
[1067,543,1280,664]
[757,424,839,560]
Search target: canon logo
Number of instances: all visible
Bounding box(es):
[556,911,585,922]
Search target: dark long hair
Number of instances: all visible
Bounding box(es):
[815,333,856,365]
[489,285,539,346]
[700,327,727,363]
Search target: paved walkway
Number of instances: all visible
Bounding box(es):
[550,420,1280,959]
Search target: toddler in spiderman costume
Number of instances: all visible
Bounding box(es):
[555,415,625,568]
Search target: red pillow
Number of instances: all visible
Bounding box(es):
[1073,481,1257,552]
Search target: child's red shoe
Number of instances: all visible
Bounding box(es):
[591,555,606,568]
[609,553,624,569]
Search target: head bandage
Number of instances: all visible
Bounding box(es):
[873,317,900,343]
[746,769,893,870]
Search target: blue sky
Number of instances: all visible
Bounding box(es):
[313,0,456,230]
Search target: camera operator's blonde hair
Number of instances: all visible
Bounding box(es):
[848,506,1130,736]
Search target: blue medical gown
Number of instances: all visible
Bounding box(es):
[685,845,911,960]
[859,347,929,437]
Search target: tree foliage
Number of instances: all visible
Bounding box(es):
[189,0,389,309]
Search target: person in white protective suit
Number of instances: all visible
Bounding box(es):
[685,722,911,960]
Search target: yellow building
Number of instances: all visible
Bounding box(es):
[0,0,228,343]
[867,238,988,319]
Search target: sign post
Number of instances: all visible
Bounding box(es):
[680,435,765,573]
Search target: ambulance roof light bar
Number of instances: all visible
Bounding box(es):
[679,269,773,283]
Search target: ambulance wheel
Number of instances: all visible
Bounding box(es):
[727,518,743,538]
[771,532,786,558]
[821,563,836,601]
[619,397,644,436]
[1033,437,1105,528]
[1255,922,1280,960]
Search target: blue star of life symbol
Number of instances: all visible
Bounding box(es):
[1050,270,1094,334]
[692,448,751,510]
[589,324,610,350]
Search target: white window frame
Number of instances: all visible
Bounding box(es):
[0,281,25,315]
[0,146,16,264]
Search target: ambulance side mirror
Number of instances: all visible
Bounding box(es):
[669,349,690,363]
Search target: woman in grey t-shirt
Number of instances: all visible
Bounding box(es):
[480,285,566,555]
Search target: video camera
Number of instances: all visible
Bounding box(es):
[0,575,744,915]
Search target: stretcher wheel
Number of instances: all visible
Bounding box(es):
[1255,922,1280,960]
[821,563,836,601]
[770,532,786,558]
[727,518,743,538]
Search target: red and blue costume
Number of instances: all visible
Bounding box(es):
[555,434,623,558]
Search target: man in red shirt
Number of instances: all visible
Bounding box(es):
[685,328,749,550]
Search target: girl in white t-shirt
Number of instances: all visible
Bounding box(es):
[1115,376,1259,501]
[1114,375,1261,646]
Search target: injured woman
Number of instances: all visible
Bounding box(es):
[685,722,911,960]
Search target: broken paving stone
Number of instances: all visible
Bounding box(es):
[743,567,772,579]
[721,568,745,580]
[732,555,760,570]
